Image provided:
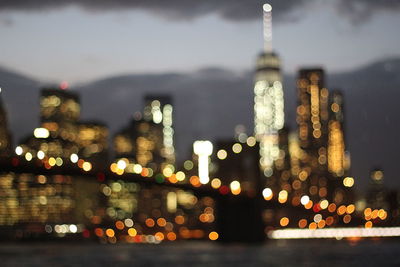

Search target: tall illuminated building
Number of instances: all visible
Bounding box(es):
[0,88,12,155]
[40,88,80,142]
[143,95,175,164]
[296,68,329,165]
[253,4,284,173]
[114,117,164,171]
[295,68,331,205]
[327,90,347,177]
[17,87,81,159]
[77,121,109,164]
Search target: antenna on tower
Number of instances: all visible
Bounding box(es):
[263,3,273,52]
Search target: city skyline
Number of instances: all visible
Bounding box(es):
[1,6,400,266]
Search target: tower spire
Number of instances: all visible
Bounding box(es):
[263,3,273,52]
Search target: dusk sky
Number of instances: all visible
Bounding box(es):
[1,0,400,83]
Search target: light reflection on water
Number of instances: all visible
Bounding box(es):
[0,239,399,266]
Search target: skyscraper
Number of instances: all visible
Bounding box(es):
[296,68,329,166]
[40,88,80,142]
[114,117,164,171]
[295,68,331,204]
[77,121,109,164]
[0,88,12,155]
[143,95,175,165]
[253,4,284,174]
[327,90,346,177]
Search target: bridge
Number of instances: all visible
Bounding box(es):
[0,155,309,243]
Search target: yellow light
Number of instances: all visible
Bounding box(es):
[309,222,317,229]
[55,157,63,166]
[320,200,329,210]
[110,163,118,173]
[183,160,194,170]
[232,143,242,153]
[34,128,50,138]
[378,209,387,220]
[280,217,289,227]
[163,167,173,177]
[209,231,219,241]
[263,188,273,200]
[278,190,288,203]
[155,232,165,241]
[211,178,221,189]
[24,152,33,161]
[105,229,115,238]
[176,171,185,181]
[304,200,313,209]
[133,164,143,174]
[343,177,354,187]
[128,228,137,237]
[217,149,227,160]
[246,136,256,147]
[82,162,92,171]
[318,220,326,229]
[337,205,346,215]
[48,157,56,166]
[346,204,355,214]
[70,153,79,163]
[230,180,241,195]
[15,146,23,155]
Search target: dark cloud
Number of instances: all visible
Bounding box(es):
[0,0,308,22]
[1,0,400,23]
[337,0,400,24]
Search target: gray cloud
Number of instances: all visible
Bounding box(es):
[0,17,14,27]
[0,0,308,22]
[1,0,400,23]
[337,0,400,24]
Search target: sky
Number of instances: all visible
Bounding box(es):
[1,0,400,83]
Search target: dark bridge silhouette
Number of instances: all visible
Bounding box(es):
[0,156,304,243]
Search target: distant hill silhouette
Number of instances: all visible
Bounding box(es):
[1,58,399,191]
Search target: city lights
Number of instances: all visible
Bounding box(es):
[15,146,23,155]
[193,140,213,184]
[262,188,273,201]
[36,150,45,160]
[230,180,241,195]
[34,127,50,138]
[70,153,79,163]
[343,177,355,187]
[300,195,310,205]
[269,227,400,239]
[0,2,398,249]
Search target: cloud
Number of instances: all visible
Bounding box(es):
[336,0,400,24]
[0,0,307,22]
[0,17,13,27]
[1,0,400,24]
